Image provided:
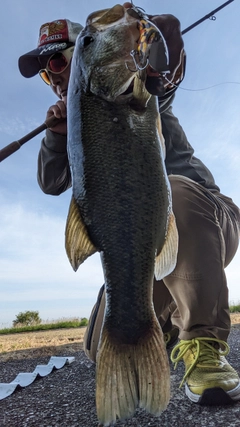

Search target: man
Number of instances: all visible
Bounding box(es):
[18,4,240,406]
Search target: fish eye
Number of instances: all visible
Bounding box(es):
[82,36,94,47]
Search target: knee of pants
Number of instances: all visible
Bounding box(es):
[168,175,200,228]
[168,174,239,266]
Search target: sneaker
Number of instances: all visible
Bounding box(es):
[170,337,240,405]
[164,326,179,349]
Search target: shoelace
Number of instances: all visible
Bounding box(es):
[164,332,171,345]
[170,337,230,387]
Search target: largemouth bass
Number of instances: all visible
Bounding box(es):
[65,4,178,426]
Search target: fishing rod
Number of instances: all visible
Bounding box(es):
[0,0,235,162]
[182,0,234,35]
[0,115,61,162]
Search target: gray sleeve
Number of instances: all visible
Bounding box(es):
[37,129,72,195]
[161,103,220,192]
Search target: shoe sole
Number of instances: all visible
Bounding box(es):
[185,383,240,405]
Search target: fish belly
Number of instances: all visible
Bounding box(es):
[67,92,173,425]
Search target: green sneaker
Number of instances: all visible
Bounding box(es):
[171,337,240,405]
[164,326,179,349]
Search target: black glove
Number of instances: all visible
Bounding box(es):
[146,14,186,96]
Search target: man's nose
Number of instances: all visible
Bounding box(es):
[49,71,62,86]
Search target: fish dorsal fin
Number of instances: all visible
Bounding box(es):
[65,196,97,272]
[154,212,178,281]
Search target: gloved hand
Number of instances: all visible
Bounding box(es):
[146,14,186,96]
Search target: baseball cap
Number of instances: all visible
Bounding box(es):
[18,19,83,78]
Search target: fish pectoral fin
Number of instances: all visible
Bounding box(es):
[157,112,166,159]
[155,212,179,281]
[133,73,151,108]
[96,318,170,426]
[65,196,97,272]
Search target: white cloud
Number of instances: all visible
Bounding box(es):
[0,196,104,325]
[0,113,38,137]
[0,196,103,280]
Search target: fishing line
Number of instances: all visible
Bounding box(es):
[163,75,240,92]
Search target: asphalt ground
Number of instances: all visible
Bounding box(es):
[0,325,240,427]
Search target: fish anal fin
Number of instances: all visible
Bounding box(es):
[155,212,178,281]
[96,318,170,426]
[65,196,97,272]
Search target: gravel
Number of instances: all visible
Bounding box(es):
[0,326,239,427]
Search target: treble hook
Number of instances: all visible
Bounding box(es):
[125,50,149,72]
[127,2,148,20]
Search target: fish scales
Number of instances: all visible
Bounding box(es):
[66,4,178,426]
[70,94,169,342]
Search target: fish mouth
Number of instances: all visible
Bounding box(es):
[122,80,134,96]
[110,76,135,103]
[116,74,151,109]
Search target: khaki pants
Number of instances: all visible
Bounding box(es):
[84,175,240,362]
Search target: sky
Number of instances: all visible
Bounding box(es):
[0,0,240,327]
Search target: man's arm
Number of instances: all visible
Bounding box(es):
[37,100,72,195]
[37,129,72,195]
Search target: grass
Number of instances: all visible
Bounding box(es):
[0,302,239,335]
[0,317,88,335]
[229,303,240,313]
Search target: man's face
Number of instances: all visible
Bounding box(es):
[38,52,72,105]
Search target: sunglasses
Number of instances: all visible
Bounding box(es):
[39,46,74,85]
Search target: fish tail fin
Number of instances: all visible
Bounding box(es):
[96,317,170,426]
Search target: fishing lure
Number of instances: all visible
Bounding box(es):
[126,4,170,74]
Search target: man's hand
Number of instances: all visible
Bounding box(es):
[146,14,185,95]
[149,15,184,76]
[123,3,185,96]
[46,100,67,135]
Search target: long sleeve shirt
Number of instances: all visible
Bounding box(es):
[37,94,220,195]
